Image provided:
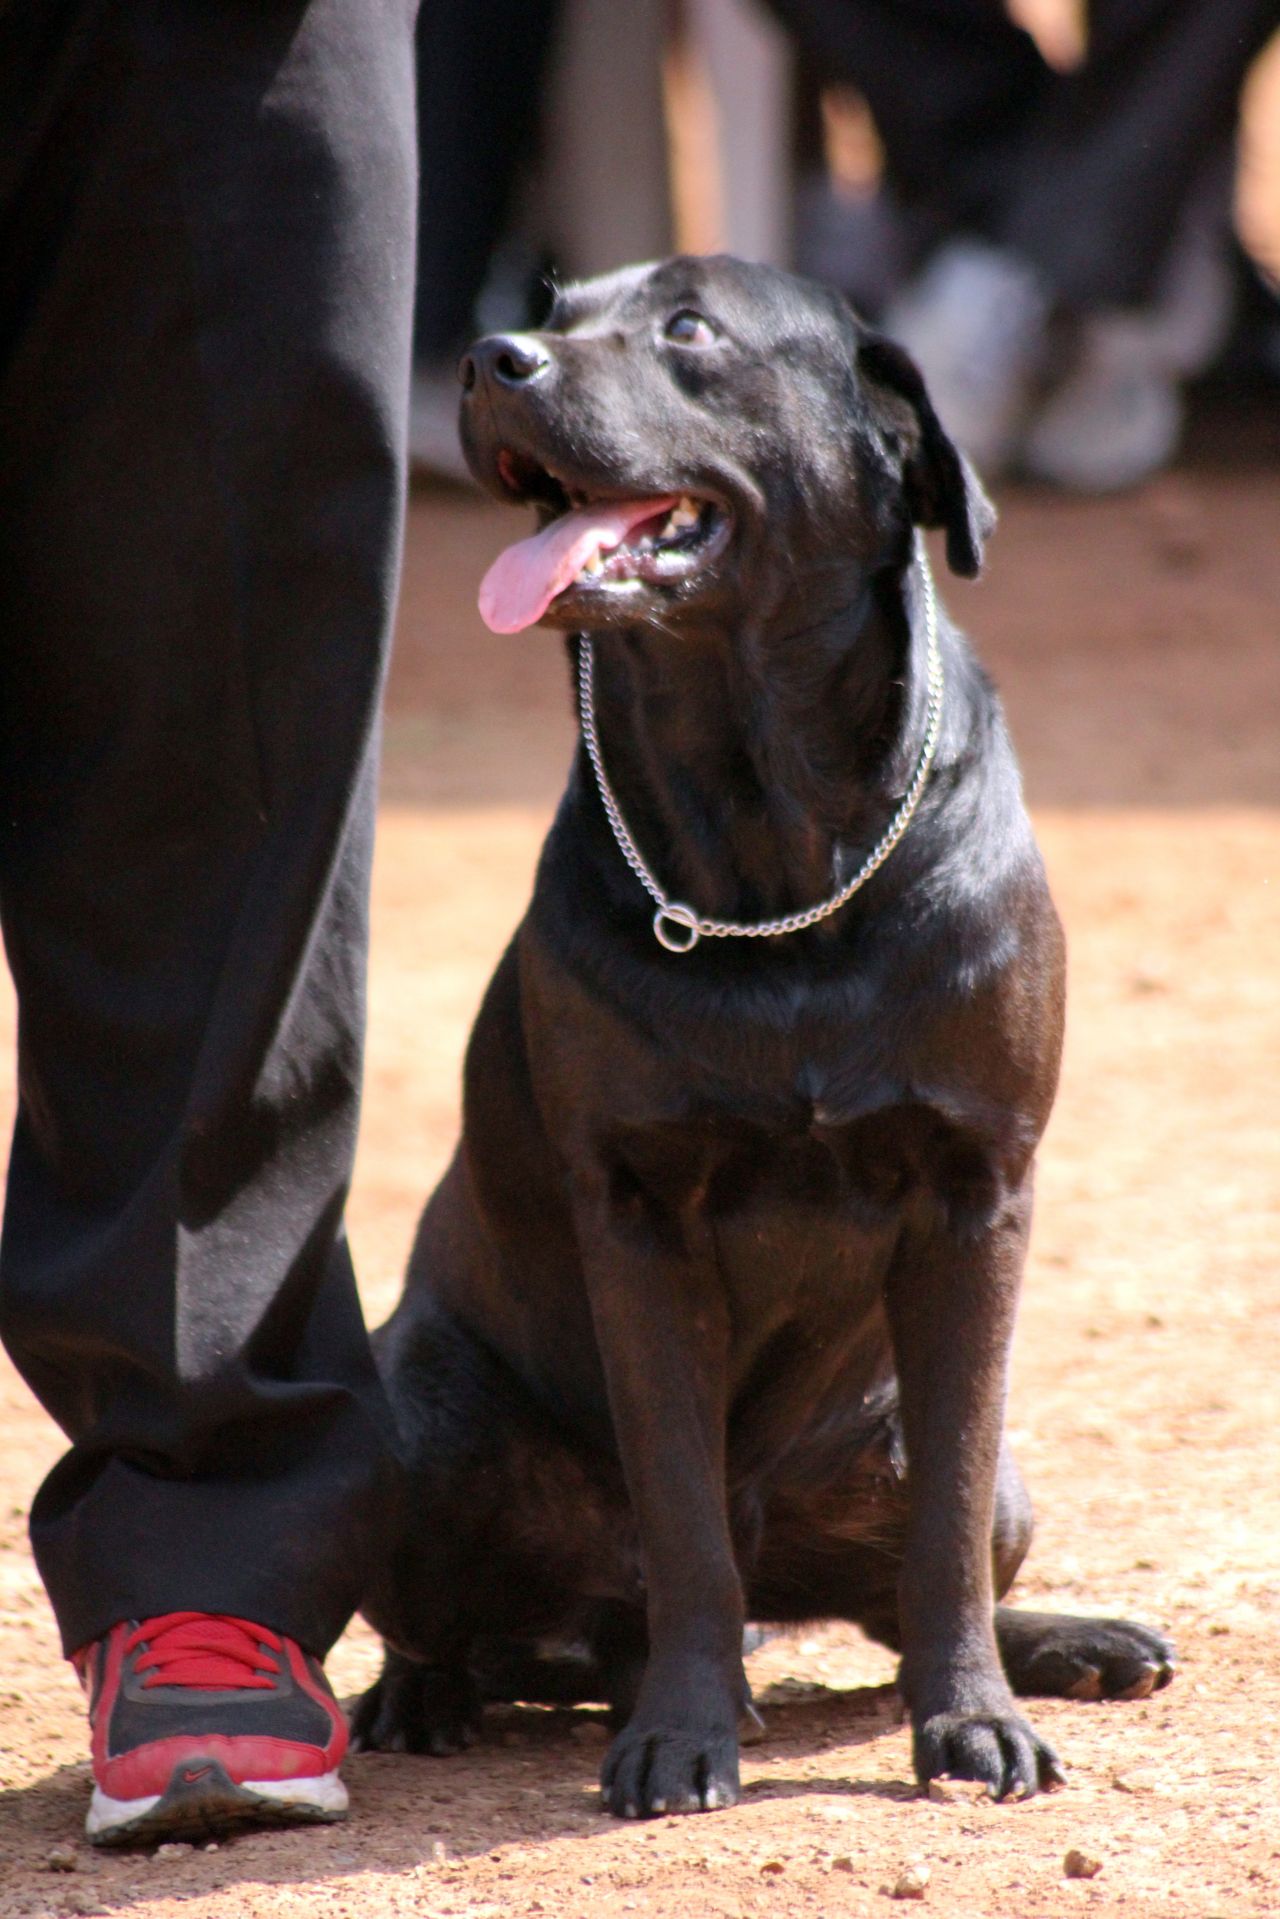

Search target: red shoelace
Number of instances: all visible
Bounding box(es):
[126,1613,284,1691]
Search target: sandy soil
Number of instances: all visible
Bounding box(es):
[1,450,1278,1918]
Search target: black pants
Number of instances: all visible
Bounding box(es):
[0,0,417,1659]
[770,0,1280,307]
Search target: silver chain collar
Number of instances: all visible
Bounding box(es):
[576,537,944,954]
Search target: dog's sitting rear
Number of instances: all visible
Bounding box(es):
[356,256,1173,1817]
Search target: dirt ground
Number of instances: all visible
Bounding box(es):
[1,431,1278,1917]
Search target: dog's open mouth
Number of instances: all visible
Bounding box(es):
[478,450,731,634]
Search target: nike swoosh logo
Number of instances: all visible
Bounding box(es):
[181,1765,215,1785]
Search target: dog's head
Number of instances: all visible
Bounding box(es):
[459,255,994,636]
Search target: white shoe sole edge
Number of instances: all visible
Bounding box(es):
[87,1765,348,1841]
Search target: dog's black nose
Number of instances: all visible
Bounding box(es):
[459,334,551,393]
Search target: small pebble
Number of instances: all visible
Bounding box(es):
[892,1862,931,1899]
[45,1847,78,1872]
[760,1858,786,1874]
[153,1843,192,1861]
[831,1855,854,1872]
[1064,1849,1103,1880]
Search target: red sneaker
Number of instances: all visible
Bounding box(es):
[74,1613,349,1846]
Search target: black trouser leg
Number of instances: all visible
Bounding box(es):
[0,0,417,1658]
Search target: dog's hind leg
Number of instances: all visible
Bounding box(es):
[350,1644,480,1756]
[352,1299,507,1754]
[995,1606,1176,1702]
[356,1293,643,1756]
[754,1422,1172,1709]
[989,1448,1176,1701]
[353,1609,649,1755]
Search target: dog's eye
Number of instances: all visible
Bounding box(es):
[664,310,717,348]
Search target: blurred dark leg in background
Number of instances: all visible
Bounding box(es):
[767,0,1052,250]
[411,0,563,479]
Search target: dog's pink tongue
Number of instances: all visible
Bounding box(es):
[478,496,676,634]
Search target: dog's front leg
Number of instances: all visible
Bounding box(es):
[886,1182,1066,1801]
[572,1173,747,1818]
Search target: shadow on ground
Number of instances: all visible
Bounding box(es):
[0,1684,906,1904]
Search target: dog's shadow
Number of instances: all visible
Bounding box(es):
[0,1682,909,1899]
[468,1673,903,1767]
[341,1677,914,1847]
[727,1677,914,1803]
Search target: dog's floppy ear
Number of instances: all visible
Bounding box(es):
[857,333,996,578]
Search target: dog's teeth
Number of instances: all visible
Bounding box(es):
[659,497,700,541]
[582,551,604,577]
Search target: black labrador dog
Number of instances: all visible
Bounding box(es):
[355,256,1173,1817]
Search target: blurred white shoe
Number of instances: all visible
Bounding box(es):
[883,196,1236,493]
[1022,208,1234,492]
[882,238,1052,475]
[1021,320,1183,492]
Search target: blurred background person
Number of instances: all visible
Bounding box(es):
[769,0,1280,488]
[411,0,1280,493]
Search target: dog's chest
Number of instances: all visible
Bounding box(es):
[613,1080,958,1270]
[605,999,1018,1294]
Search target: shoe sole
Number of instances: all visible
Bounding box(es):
[87,1756,347,1848]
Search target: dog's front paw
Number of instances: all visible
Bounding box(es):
[601,1721,740,1818]
[996,1608,1176,1702]
[913,1708,1065,1802]
[349,1651,481,1757]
